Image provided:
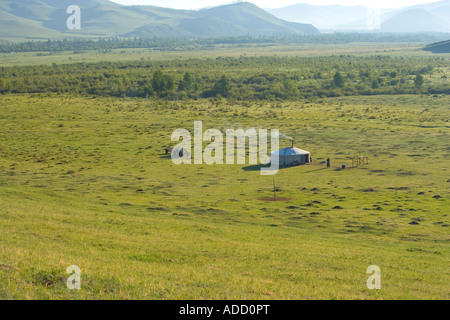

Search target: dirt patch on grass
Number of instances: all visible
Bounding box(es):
[397,171,414,176]
[258,197,292,202]
[0,264,17,271]
[387,187,409,190]
[31,270,66,287]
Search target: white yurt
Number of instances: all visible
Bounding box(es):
[172,147,191,159]
[270,147,311,166]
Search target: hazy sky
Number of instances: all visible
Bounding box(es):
[110,0,439,9]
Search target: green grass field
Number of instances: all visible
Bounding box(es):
[0,42,443,67]
[0,92,448,299]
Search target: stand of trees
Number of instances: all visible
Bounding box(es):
[0,55,448,100]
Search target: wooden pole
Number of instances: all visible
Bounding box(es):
[273,177,277,200]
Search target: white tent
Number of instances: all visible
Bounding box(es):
[172,147,191,159]
[270,147,311,166]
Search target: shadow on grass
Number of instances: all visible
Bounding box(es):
[243,164,330,173]
[304,167,328,173]
[242,164,301,172]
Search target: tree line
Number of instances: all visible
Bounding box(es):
[1,33,449,53]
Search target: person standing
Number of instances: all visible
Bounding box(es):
[327,157,331,168]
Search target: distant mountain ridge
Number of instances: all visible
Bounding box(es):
[268,0,450,32]
[0,0,319,39]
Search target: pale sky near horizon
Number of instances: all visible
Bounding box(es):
[110,0,440,9]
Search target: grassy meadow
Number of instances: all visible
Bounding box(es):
[0,42,440,67]
[0,91,448,299]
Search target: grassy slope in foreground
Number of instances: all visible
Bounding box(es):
[0,94,448,299]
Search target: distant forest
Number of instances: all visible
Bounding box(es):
[1,55,448,100]
[1,33,449,53]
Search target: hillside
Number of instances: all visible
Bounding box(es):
[0,1,319,40]
[424,39,450,53]
[381,9,445,32]
[268,0,450,32]
[1,91,449,300]
[268,4,370,30]
[0,10,60,38]
[124,3,318,38]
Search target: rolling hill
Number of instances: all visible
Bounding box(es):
[268,0,450,32]
[0,0,319,40]
[379,1,450,32]
[0,10,60,38]
[380,8,445,32]
[424,39,450,53]
[268,4,371,30]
